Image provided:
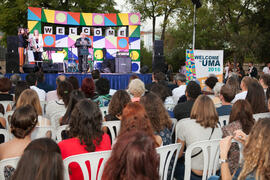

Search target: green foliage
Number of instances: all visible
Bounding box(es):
[140,41,152,71]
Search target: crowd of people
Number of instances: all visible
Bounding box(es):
[0,66,269,180]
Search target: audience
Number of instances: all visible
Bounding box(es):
[9,81,29,111]
[81,77,96,98]
[173,81,201,120]
[91,69,100,84]
[58,99,111,180]
[93,78,111,107]
[46,75,66,102]
[104,90,131,121]
[259,74,270,92]
[145,71,167,90]
[128,74,139,85]
[172,73,186,104]
[0,105,37,179]
[210,82,224,106]
[203,76,218,94]
[36,71,54,92]
[11,138,64,180]
[231,76,252,103]
[119,102,162,146]
[216,85,235,116]
[175,95,222,180]
[102,130,159,180]
[0,77,13,101]
[25,73,46,101]
[9,74,21,94]
[226,75,241,96]
[127,78,145,102]
[150,82,173,104]
[67,76,79,90]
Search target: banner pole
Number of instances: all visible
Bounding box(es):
[192,4,196,50]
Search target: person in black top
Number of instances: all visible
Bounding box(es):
[0,78,13,101]
[247,62,257,78]
[18,28,26,73]
[75,32,91,73]
[173,81,201,121]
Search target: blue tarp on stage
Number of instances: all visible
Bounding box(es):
[5,73,152,90]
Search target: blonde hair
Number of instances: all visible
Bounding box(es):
[33,29,39,36]
[190,95,218,128]
[128,79,145,98]
[16,89,42,115]
[238,118,270,180]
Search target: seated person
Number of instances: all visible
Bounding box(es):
[93,78,112,107]
[25,73,46,101]
[216,85,235,116]
[127,78,145,102]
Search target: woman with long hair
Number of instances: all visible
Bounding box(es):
[226,75,240,96]
[81,77,95,98]
[222,100,255,174]
[119,102,162,146]
[102,130,159,180]
[31,29,43,69]
[18,28,25,73]
[58,99,111,180]
[140,92,172,145]
[11,138,64,180]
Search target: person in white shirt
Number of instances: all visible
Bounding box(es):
[262,62,270,74]
[224,61,231,81]
[231,76,253,103]
[25,73,46,101]
[172,73,187,104]
[46,75,66,102]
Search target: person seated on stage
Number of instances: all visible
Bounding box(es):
[46,75,66,102]
[93,78,111,107]
[36,71,54,93]
[81,77,96,99]
[68,76,79,90]
[9,74,21,94]
[127,78,146,102]
[91,69,101,84]
[0,77,13,102]
[25,73,46,101]
[216,85,235,116]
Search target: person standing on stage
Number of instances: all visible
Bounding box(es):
[75,32,91,73]
[18,28,26,73]
[31,29,43,69]
[23,28,30,63]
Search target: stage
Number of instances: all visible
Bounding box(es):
[5,73,152,90]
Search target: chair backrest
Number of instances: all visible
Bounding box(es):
[63,150,112,180]
[0,101,13,113]
[31,126,56,140]
[253,112,270,121]
[218,115,230,127]
[0,156,20,179]
[102,121,121,143]
[56,125,69,143]
[100,106,109,119]
[156,143,182,180]
[231,139,244,164]
[175,118,190,143]
[50,111,65,129]
[0,129,10,142]
[40,101,47,115]
[165,104,176,112]
[4,111,14,131]
[171,118,177,141]
[184,139,221,180]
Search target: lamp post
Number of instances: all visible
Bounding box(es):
[191,0,201,50]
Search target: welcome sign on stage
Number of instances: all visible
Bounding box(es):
[27,7,141,73]
[186,49,224,88]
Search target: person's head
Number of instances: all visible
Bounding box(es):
[190,95,218,128]
[128,74,139,85]
[259,74,270,89]
[11,138,63,180]
[57,81,73,106]
[174,73,186,86]
[140,92,172,132]
[18,28,25,35]
[0,77,12,92]
[219,85,235,103]
[246,80,268,114]
[185,81,201,100]
[35,71,45,83]
[10,105,38,139]
[153,71,166,82]
[108,90,131,118]
[62,90,85,125]
[248,62,253,67]
[14,81,30,104]
[119,102,156,144]
[205,76,218,90]
[102,130,159,180]
[150,83,170,102]
[80,32,86,39]
[267,62,270,68]
[25,73,37,86]
[229,100,254,134]
[240,76,253,91]
[128,79,145,98]
[33,29,39,36]
[213,82,224,97]
[10,74,21,86]
[16,89,42,115]
[81,77,95,98]
[226,75,240,95]
[226,61,231,66]
[56,75,66,85]
[239,118,270,180]
[69,99,103,152]
[96,78,110,95]
[68,76,79,90]
[91,70,100,80]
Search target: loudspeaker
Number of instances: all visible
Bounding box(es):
[140,65,149,74]
[7,36,18,53]
[101,59,115,73]
[115,57,131,73]
[152,55,165,73]
[6,52,19,73]
[42,62,64,73]
[154,40,164,56]
[23,64,38,73]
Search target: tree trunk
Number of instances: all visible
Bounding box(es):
[152,16,156,52]
[161,14,169,41]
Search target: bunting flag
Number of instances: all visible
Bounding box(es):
[28,21,41,34]
[41,9,55,23]
[129,25,140,37]
[55,11,67,24]
[117,13,129,26]
[129,13,140,25]
[93,13,104,26]
[67,12,80,25]
[104,14,117,26]
[80,13,92,26]
[28,7,41,21]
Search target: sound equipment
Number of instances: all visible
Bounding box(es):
[191,0,202,8]
[154,40,164,56]
[115,57,131,73]
[140,65,149,74]
[42,62,64,73]
[43,47,64,51]
[23,64,38,73]
[152,55,165,73]
[7,36,18,53]
[5,52,19,73]
[101,59,115,73]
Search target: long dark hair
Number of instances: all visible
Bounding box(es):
[68,99,104,152]
[246,80,268,114]
[102,130,159,180]
[61,90,85,125]
[108,90,131,117]
[11,138,64,180]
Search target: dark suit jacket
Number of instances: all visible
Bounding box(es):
[75,38,91,56]
[249,67,257,78]
[173,100,195,121]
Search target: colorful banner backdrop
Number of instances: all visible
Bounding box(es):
[28,7,141,72]
[186,49,224,88]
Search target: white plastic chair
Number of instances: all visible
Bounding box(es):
[175,118,191,143]
[50,111,65,129]
[0,101,13,113]
[156,143,182,180]
[3,111,14,131]
[184,139,221,180]
[171,118,177,138]
[0,156,20,179]
[0,129,10,142]
[231,139,244,164]
[102,121,121,143]
[56,125,69,143]
[63,150,112,180]
[40,101,47,115]
[253,112,270,121]
[165,103,176,112]
[31,126,56,140]
[218,115,230,127]
[100,106,109,119]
